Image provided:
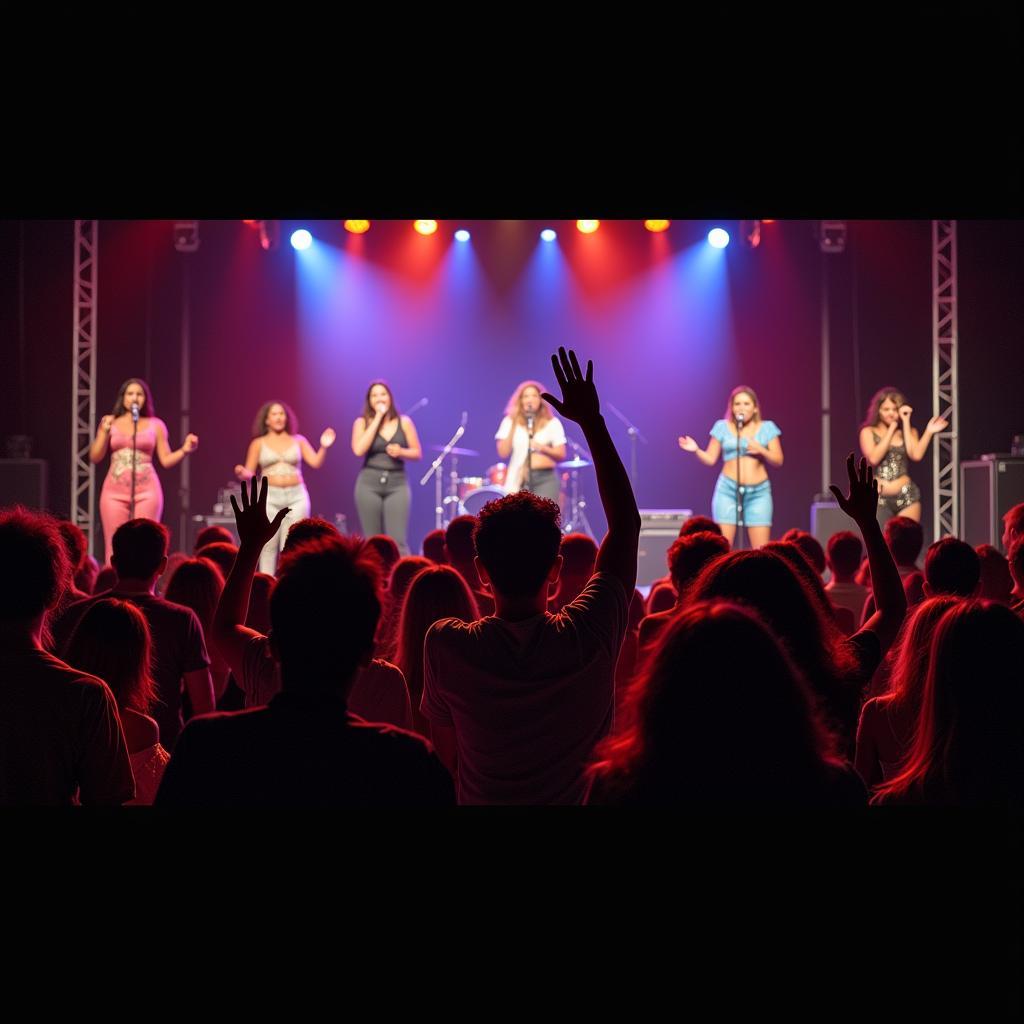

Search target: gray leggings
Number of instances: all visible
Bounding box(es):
[355,467,411,554]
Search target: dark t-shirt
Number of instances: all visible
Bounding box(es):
[56,590,210,750]
[155,690,454,806]
[0,649,134,806]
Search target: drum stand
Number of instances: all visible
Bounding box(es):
[562,466,594,537]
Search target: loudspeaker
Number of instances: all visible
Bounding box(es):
[0,459,48,510]
[961,457,1024,552]
[637,508,692,587]
[189,514,239,551]
[810,501,849,549]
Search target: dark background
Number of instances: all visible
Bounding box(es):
[1,219,1020,560]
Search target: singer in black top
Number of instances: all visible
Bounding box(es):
[678,385,783,548]
[351,381,422,555]
[90,378,199,566]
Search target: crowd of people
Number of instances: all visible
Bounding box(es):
[2,349,1022,809]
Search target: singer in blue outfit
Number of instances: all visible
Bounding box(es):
[677,385,784,548]
[351,380,422,555]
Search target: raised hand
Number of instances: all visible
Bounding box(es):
[925,414,948,434]
[182,433,199,454]
[230,476,290,552]
[898,404,913,421]
[829,453,879,527]
[678,435,698,453]
[320,427,337,448]
[99,414,115,433]
[541,347,599,426]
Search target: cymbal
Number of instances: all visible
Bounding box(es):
[431,445,480,457]
[557,457,592,469]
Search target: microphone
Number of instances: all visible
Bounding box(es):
[526,413,535,432]
[131,402,140,423]
[406,397,429,415]
[735,412,745,428]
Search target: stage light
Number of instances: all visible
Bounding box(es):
[740,220,762,249]
[290,229,313,251]
[707,228,730,249]
[644,220,670,233]
[454,229,471,242]
[414,220,438,235]
[540,228,557,242]
[576,220,599,234]
[173,222,200,253]
[344,220,370,234]
[819,221,847,254]
[242,220,260,228]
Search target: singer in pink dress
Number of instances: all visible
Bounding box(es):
[91,378,199,566]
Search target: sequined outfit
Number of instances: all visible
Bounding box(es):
[100,422,162,565]
[872,431,921,514]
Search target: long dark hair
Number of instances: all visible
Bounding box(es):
[111,378,155,418]
[873,600,1024,807]
[588,602,838,805]
[363,380,399,424]
[65,598,157,714]
[252,400,298,438]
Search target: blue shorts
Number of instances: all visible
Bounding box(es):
[711,474,773,527]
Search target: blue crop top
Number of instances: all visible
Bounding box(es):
[709,419,781,461]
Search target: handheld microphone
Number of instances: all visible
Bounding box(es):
[131,402,140,423]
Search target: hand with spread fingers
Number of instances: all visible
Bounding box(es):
[829,453,879,527]
[541,347,600,427]
[230,476,291,552]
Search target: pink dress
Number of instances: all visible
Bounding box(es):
[100,421,163,565]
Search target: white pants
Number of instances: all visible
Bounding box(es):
[260,483,311,575]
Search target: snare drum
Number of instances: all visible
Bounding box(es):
[458,476,486,499]
[487,463,508,487]
[460,485,507,516]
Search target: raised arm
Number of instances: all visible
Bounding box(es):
[830,453,907,656]
[859,422,897,467]
[903,407,948,462]
[678,434,721,467]
[89,415,115,463]
[352,410,385,457]
[234,438,261,481]
[542,348,640,594]
[154,418,199,469]
[211,476,291,681]
[299,428,337,469]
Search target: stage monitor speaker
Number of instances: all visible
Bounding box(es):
[0,459,48,511]
[960,457,1024,552]
[189,515,240,552]
[637,508,692,587]
[810,501,850,550]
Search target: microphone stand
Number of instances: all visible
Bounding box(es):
[526,414,535,494]
[421,413,467,529]
[130,404,140,519]
[562,437,594,537]
[735,413,744,550]
[605,402,648,490]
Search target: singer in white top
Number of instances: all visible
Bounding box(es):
[495,381,567,502]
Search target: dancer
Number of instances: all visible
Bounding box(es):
[235,400,336,574]
[91,378,198,566]
[859,387,947,523]
[351,381,421,555]
[678,385,783,548]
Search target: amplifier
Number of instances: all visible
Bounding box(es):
[960,457,1024,551]
[0,458,48,511]
[637,508,692,587]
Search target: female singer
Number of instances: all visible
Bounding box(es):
[678,385,783,548]
[351,381,421,555]
[91,378,198,566]
[236,401,336,574]
[495,380,567,502]
[859,387,948,523]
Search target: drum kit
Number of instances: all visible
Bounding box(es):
[430,443,595,535]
